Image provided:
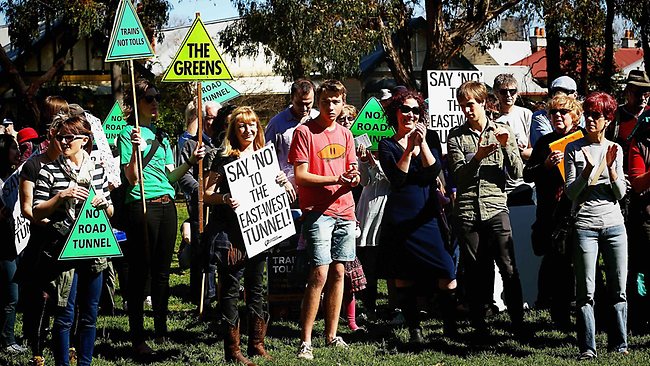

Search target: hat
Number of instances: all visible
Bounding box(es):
[2,118,13,125]
[17,127,40,144]
[68,103,86,117]
[550,76,577,93]
[626,70,650,88]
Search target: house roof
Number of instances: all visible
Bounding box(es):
[512,47,645,82]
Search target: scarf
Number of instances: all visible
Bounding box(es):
[57,150,95,222]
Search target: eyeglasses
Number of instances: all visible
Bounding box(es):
[584,111,604,120]
[399,105,421,115]
[55,134,87,142]
[499,88,517,96]
[549,108,572,115]
[142,94,162,103]
[337,116,355,122]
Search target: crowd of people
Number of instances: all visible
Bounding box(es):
[0,70,649,365]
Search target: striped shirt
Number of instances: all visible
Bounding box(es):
[34,159,111,223]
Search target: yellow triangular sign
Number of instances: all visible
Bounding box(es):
[162,15,232,82]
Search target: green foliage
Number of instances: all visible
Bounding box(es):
[155,76,194,144]
[219,0,417,80]
[0,0,170,52]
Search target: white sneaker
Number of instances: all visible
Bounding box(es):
[5,343,26,354]
[297,341,314,360]
[327,336,348,348]
[144,296,152,307]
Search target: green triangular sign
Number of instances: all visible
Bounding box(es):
[105,0,155,62]
[201,81,240,104]
[102,101,127,147]
[349,97,393,151]
[162,15,233,82]
[59,186,123,261]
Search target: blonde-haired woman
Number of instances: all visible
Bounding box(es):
[523,94,583,330]
[204,106,292,365]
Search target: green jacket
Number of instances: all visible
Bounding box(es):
[49,258,108,307]
[447,120,523,222]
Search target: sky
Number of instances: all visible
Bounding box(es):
[166,0,238,26]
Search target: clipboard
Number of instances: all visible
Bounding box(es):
[549,130,584,181]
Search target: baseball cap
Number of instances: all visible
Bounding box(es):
[550,76,577,93]
[17,127,40,144]
[2,118,13,125]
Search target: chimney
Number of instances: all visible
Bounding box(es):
[530,27,547,52]
[622,29,637,48]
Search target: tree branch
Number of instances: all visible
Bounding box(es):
[0,45,28,95]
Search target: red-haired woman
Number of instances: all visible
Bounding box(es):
[565,92,628,360]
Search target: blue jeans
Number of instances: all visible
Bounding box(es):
[302,212,356,266]
[0,258,18,346]
[52,270,102,366]
[574,224,628,355]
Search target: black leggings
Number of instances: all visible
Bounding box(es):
[217,250,266,323]
[125,199,177,344]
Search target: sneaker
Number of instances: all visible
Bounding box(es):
[144,296,152,307]
[4,343,26,353]
[577,351,596,360]
[326,336,348,348]
[297,342,314,360]
[28,356,46,366]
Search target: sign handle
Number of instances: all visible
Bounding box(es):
[129,59,147,215]
[197,81,204,234]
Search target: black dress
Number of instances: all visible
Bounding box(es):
[378,131,456,281]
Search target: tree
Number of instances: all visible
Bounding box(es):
[620,1,650,78]
[0,0,170,129]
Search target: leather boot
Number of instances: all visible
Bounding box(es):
[223,318,257,366]
[247,311,272,360]
[440,289,458,338]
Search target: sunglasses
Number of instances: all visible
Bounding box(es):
[142,94,162,103]
[499,88,517,96]
[399,105,421,115]
[549,108,572,115]
[584,111,604,120]
[55,134,87,142]
[338,116,355,122]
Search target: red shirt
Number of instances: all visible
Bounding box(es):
[288,119,357,220]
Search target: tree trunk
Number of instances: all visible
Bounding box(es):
[601,0,616,93]
[381,31,416,90]
[112,62,124,101]
[545,9,562,86]
[420,0,449,97]
[580,41,589,95]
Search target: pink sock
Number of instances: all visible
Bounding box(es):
[344,292,358,330]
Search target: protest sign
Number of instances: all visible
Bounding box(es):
[102,101,127,147]
[104,0,154,62]
[427,70,483,153]
[87,112,121,187]
[548,130,584,181]
[1,165,30,254]
[162,16,233,82]
[224,144,295,258]
[59,186,123,260]
[354,134,372,149]
[201,80,240,104]
[349,97,393,151]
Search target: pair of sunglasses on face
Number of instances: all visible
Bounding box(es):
[399,105,421,115]
[142,94,162,103]
[549,108,572,116]
[499,88,517,96]
[55,134,88,142]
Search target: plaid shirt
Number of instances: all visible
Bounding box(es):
[447,120,523,222]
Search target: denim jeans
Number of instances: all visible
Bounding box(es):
[52,270,102,366]
[302,212,356,266]
[574,224,628,355]
[0,258,18,346]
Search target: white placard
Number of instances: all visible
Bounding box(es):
[86,112,121,187]
[354,134,372,149]
[427,70,483,154]
[1,164,30,254]
[224,144,295,257]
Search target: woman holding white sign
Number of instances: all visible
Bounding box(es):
[204,106,292,365]
[32,115,113,366]
[0,134,25,354]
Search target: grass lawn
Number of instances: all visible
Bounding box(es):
[5,203,650,365]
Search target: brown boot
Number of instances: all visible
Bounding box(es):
[247,311,272,360]
[224,318,257,366]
